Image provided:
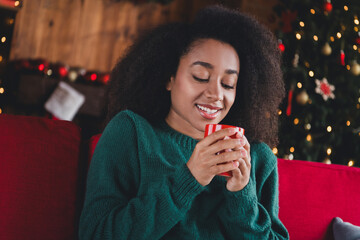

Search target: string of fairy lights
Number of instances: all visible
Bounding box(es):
[0,0,20,115]
[274,1,360,167]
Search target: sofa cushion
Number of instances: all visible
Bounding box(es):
[333,217,360,240]
[278,159,360,240]
[0,114,82,240]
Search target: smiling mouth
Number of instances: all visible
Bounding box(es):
[195,104,222,119]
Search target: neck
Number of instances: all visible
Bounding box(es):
[165,111,204,140]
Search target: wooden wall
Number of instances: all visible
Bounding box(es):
[10,0,279,72]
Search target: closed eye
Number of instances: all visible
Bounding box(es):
[221,83,235,89]
[193,75,209,82]
[193,75,235,89]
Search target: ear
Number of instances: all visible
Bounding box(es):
[166,76,175,91]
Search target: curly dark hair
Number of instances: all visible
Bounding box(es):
[106,5,284,147]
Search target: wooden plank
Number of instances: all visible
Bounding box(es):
[9,0,278,73]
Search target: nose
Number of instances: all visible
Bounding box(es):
[204,78,223,101]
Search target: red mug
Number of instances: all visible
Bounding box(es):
[204,124,245,177]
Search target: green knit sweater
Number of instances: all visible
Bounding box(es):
[79,110,289,240]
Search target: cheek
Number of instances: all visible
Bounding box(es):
[173,76,197,97]
[225,90,236,107]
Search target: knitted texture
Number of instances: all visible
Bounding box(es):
[79,110,289,239]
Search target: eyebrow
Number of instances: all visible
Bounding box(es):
[191,61,239,76]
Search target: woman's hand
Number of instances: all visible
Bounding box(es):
[186,128,244,186]
[225,134,251,192]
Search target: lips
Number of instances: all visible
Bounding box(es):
[195,104,222,120]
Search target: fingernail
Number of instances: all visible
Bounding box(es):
[233,161,239,167]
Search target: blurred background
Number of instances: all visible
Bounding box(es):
[0,0,359,167]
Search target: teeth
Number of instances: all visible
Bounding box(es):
[196,104,218,114]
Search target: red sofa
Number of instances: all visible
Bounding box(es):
[1,114,360,240]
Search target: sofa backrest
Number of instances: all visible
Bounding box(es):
[0,114,82,240]
[278,158,360,240]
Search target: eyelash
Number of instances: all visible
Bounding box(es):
[192,76,235,89]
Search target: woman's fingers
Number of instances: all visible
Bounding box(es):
[208,149,243,165]
[200,128,238,146]
[210,160,240,175]
[206,138,244,155]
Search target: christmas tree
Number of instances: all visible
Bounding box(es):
[274,0,360,167]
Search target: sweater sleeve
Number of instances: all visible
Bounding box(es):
[217,143,289,240]
[79,112,204,240]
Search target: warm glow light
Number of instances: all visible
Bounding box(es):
[309,71,314,77]
[304,62,310,68]
[306,134,312,141]
[272,148,278,155]
[313,35,318,41]
[358,97,360,103]
[310,9,315,14]
[355,18,359,25]
[327,126,333,132]
[305,123,311,130]
[348,160,355,167]
[346,65,351,70]
[346,120,351,126]
[323,158,331,164]
[0,88,4,94]
[296,33,302,40]
[47,69,53,76]
[353,45,358,50]
[90,74,96,81]
[294,118,299,125]
[0,108,2,114]
[290,147,295,153]
[337,32,342,38]
[14,1,20,7]
[38,64,45,71]
[330,36,335,42]
[278,110,282,115]
[297,82,302,88]
[299,21,305,27]
[0,56,2,62]
[355,27,359,32]
[344,5,349,11]
[357,104,360,109]
[327,148,332,155]
[1,37,6,43]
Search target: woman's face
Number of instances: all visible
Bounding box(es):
[165,38,239,139]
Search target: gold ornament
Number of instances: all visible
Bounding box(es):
[296,90,309,105]
[321,42,332,56]
[350,61,360,76]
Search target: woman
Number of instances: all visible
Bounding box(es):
[79,5,289,239]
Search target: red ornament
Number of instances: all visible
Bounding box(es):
[356,32,360,45]
[286,88,294,116]
[31,59,49,73]
[38,64,45,71]
[340,50,345,66]
[58,66,68,78]
[98,73,110,85]
[278,41,285,52]
[90,73,97,81]
[323,1,333,12]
